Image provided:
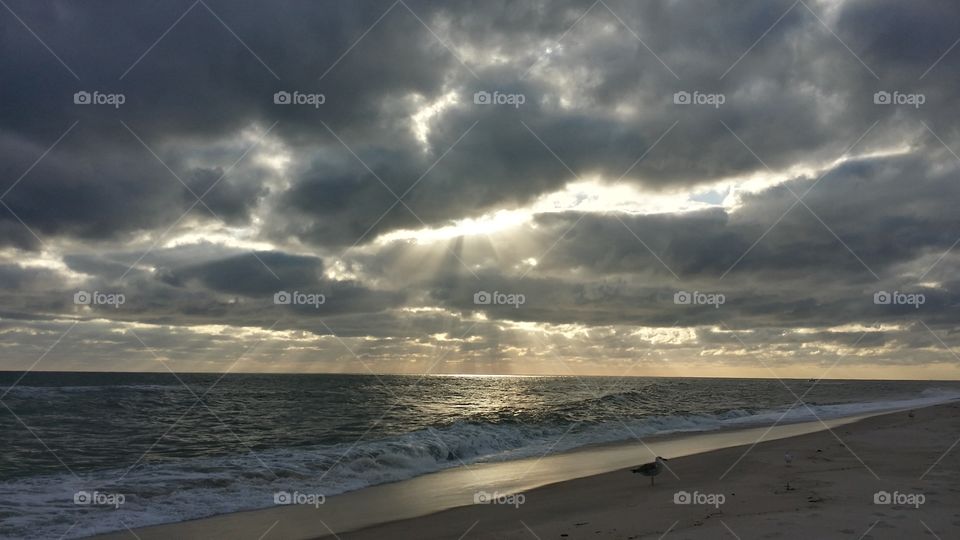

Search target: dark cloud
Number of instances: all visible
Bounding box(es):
[4,0,959,249]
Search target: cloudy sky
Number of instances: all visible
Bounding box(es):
[1,0,959,378]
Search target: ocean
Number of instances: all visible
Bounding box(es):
[1,372,958,539]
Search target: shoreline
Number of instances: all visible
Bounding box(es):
[89,400,959,540]
[340,401,960,539]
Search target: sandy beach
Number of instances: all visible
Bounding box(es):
[340,402,960,539]
[92,401,960,539]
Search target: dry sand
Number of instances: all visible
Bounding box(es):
[91,402,960,539]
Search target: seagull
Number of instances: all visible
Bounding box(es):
[632,456,668,486]
[784,452,793,467]
[908,410,915,418]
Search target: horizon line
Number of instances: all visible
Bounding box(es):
[0,369,957,382]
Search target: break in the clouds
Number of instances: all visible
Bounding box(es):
[1,0,960,378]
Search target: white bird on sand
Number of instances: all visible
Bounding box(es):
[632,456,668,486]
[784,452,793,467]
